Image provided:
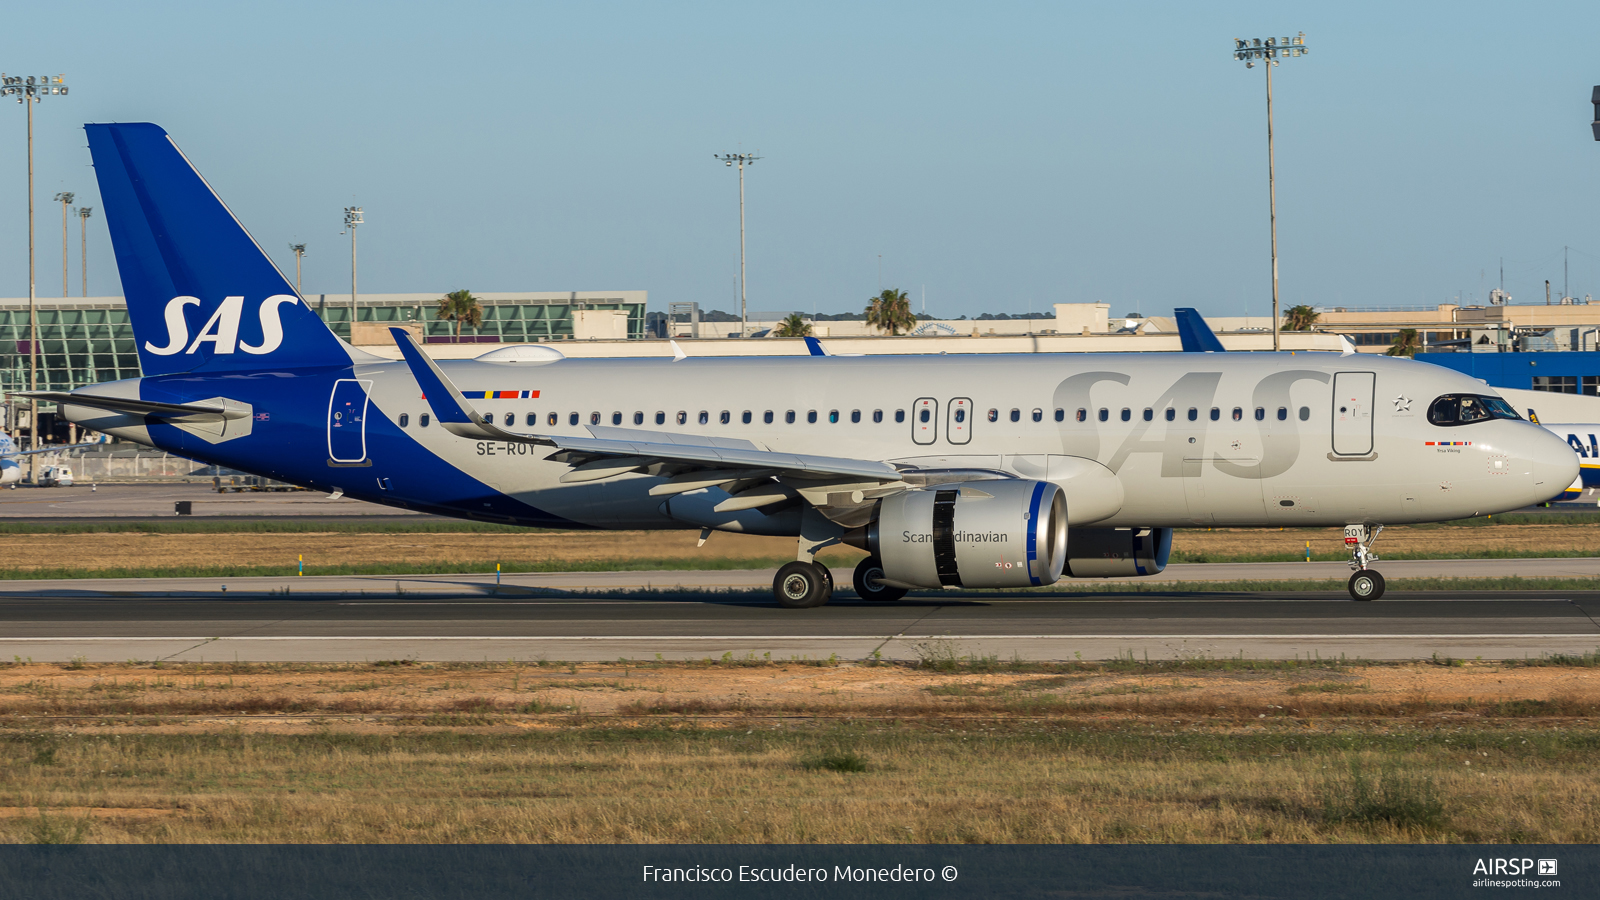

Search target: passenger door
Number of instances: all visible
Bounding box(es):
[1331,372,1375,457]
[946,397,972,445]
[912,398,938,445]
[327,379,373,464]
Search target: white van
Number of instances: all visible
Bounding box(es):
[38,465,74,487]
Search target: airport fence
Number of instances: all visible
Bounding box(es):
[25,446,246,483]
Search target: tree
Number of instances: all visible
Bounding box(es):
[772,313,813,337]
[1386,328,1422,357]
[865,288,917,335]
[1283,304,1319,331]
[436,290,483,339]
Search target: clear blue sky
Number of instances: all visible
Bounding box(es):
[2,0,1598,319]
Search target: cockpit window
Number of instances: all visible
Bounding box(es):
[1427,393,1522,427]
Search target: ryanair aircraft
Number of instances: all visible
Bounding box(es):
[15,124,1578,606]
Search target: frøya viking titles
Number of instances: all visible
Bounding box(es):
[143,295,299,356]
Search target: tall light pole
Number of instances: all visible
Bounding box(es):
[288,242,307,295]
[76,207,91,296]
[341,207,362,337]
[53,191,73,296]
[1,73,68,481]
[714,152,759,337]
[1233,34,1307,351]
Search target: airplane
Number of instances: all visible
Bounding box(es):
[9,122,1579,606]
[0,431,98,487]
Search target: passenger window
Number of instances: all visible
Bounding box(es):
[697,411,709,425]
[1254,407,1265,421]
[1232,407,1242,421]
[549,412,560,426]
[1209,408,1219,421]
[828,410,839,424]
[1143,408,1153,421]
[1277,407,1288,421]
[807,410,818,424]
[954,409,966,423]
[919,409,930,423]
[895,410,905,423]
[1076,408,1087,422]
[764,410,775,424]
[399,413,409,427]
[742,411,752,424]
[1298,406,1310,421]
[526,413,537,426]
[1187,408,1198,421]
[570,412,580,426]
[590,412,600,425]
[851,410,861,423]
[1119,408,1130,422]
[419,413,430,428]
[988,409,999,422]
[873,410,884,423]
[719,410,730,424]
[1033,408,1044,422]
[1165,408,1176,422]
[655,411,666,425]
[1055,408,1065,422]
[634,411,644,425]
[509,413,518,427]
[1097,408,1109,422]
[1009,409,1021,422]
[786,410,796,424]
[612,412,623,425]
[677,411,687,425]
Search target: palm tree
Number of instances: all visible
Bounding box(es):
[1283,304,1320,332]
[436,290,483,340]
[1386,328,1422,357]
[772,313,813,337]
[864,288,917,335]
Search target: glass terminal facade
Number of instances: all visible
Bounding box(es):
[0,292,646,396]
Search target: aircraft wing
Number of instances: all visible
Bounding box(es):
[0,440,103,457]
[10,391,250,421]
[389,328,904,496]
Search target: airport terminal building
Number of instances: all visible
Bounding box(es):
[0,291,648,398]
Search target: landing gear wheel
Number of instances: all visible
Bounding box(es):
[1348,570,1385,602]
[774,561,832,609]
[853,557,907,602]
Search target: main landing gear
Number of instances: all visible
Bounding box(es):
[1345,524,1385,602]
[853,556,908,603]
[773,561,832,609]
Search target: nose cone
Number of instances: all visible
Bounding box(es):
[1528,427,1580,502]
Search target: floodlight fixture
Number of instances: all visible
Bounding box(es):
[714,153,762,337]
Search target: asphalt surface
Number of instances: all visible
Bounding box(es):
[1,569,1596,663]
[0,482,433,521]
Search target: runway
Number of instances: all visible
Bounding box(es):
[1,570,1596,663]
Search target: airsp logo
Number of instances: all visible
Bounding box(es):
[144,295,299,356]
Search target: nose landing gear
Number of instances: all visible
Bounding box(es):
[1345,524,1385,601]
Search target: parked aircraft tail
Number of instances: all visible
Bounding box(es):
[1173,308,1226,353]
[84,123,352,376]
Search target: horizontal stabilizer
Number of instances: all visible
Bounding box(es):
[12,391,249,421]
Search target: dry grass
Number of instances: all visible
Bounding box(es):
[0,530,864,574]
[1173,522,1600,561]
[0,659,1597,844]
[2,521,1598,575]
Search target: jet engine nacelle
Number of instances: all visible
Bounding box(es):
[855,480,1068,589]
[1062,527,1172,578]
[0,461,19,486]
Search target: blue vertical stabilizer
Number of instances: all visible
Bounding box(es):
[1174,308,1227,353]
[85,123,350,375]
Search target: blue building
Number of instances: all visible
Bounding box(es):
[1415,351,1600,396]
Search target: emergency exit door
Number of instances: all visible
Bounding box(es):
[947,398,972,444]
[1331,372,1375,456]
[328,379,373,464]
